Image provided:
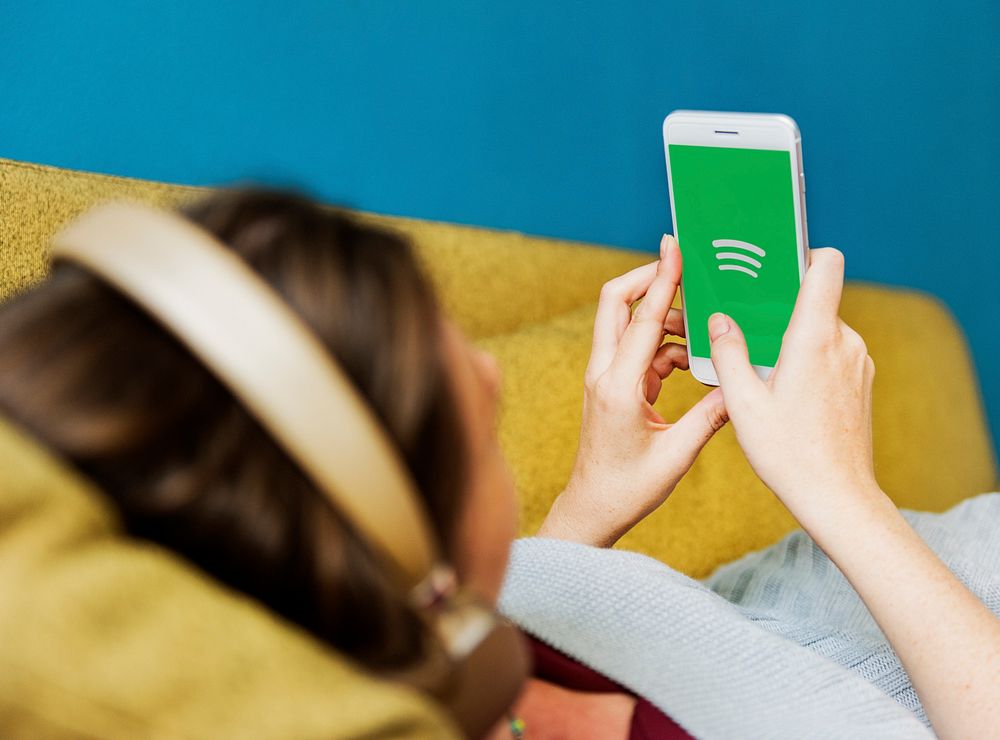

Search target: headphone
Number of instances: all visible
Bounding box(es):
[51,201,530,738]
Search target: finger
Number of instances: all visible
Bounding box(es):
[708,313,765,408]
[651,341,689,379]
[613,235,682,380]
[587,261,659,379]
[644,342,689,405]
[664,307,685,338]
[644,369,663,407]
[662,387,729,467]
[787,248,845,334]
[625,311,685,404]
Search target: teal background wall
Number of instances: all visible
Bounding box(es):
[2,1,998,458]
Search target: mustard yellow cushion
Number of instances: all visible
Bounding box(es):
[478,285,998,577]
[0,417,458,738]
[0,157,647,340]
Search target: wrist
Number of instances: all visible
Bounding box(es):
[538,485,622,548]
[787,481,898,552]
[771,470,882,519]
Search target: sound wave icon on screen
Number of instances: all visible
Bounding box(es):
[712,239,766,279]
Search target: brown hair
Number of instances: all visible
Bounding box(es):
[0,189,468,669]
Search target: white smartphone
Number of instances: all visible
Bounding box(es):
[662,110,809,385]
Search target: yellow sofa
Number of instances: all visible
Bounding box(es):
[1,157,996,737]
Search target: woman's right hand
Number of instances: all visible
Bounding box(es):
[538,235,729,548]
[710,248,1000,739]
[706,248,882,524]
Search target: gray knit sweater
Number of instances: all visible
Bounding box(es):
[499,493,1000,738]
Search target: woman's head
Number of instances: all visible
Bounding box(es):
[0,189,517,669]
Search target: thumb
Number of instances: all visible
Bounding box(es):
[665,386,729,467]
[708,313,763,403]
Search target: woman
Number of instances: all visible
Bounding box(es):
[0,190,996,738]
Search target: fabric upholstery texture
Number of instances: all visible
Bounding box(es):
[0,415,458,739]
[0,156,996,734]
[0,158,647,340]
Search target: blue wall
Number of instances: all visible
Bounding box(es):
[3,2,999,458]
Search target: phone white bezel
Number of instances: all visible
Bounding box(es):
[662,110,810,386]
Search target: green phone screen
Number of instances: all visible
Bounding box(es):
[668,143,801,367]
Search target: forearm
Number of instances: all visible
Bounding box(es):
[537,484,631,549]
[795,487,1000,739]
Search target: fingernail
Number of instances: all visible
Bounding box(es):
[708,313,731,340]
[660,233,671,259]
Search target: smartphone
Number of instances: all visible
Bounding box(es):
[662,110,809,385]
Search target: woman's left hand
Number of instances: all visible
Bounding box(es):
[538,235,729,547]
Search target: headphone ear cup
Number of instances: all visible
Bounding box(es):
[391,595,531,738]
[439,614,530,738]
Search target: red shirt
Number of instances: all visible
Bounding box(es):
[529,636,692,739]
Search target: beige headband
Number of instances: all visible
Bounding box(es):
[51,201,439,590]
